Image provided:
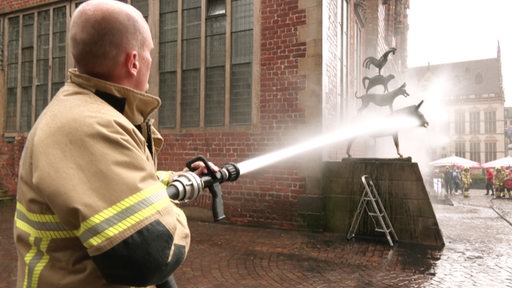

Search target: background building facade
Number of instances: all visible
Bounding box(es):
[406,51,506,164]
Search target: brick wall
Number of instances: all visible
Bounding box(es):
[157,0,309,228]
[0,137,24,195]
[0,0,58,195]
[0,0,56,13]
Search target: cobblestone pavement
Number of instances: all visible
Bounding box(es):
[1,190,512,288]
[175,190,512,288]
[0,198,16,288]
[425,190,512,288]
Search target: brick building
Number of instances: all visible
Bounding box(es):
[0,0,409,230]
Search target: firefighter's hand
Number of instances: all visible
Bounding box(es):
[186,161,219,176]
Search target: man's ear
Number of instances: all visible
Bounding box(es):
[127,51,139,76]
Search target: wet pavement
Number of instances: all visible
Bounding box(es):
[0,198,16,288]
[1,189,512,288]
[426,191,512,288]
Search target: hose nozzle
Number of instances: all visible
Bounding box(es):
[217,163,240,183]
[166,156,241,222]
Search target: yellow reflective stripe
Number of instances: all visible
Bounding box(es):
[83,197,169,248]
[16,203,74,287]
[17,203,60,222]
[15,183,170,286]
[156,170,172,186]
[79,183,164,234]
[79,183,169,249]
[23,236,50,288]
[15,218,76,239]
[23,238,37,288]
[15,203,76,239]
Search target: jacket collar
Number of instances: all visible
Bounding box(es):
[68,69,161,125]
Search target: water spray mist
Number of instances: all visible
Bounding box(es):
[166,112,424,224]
[237,114,423,174]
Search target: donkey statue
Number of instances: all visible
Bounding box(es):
[346,100,429,158]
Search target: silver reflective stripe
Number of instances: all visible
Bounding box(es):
[15,203,69,288]
[78,183,169,249]
[15,203,76,238]
[15,183,170,286]
[23,236,50,288]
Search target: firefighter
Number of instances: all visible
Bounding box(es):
[504,168,512,198]
[14,1,214,287]
[461,167,472,197]
[494,167,507,198]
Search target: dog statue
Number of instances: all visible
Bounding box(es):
[346,101,429,158]
[355,82,409,113]
[362,74,395,93]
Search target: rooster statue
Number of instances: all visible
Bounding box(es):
[363,47,396,75]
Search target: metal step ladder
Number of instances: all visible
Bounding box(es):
[346,175,398,246]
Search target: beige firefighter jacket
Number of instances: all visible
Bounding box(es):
[494,169,507,187]
[15,69,189,287]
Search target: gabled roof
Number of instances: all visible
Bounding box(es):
[406,58,503,96]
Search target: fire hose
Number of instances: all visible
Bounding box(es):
[157,156,240,288]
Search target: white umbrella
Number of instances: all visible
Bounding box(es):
[429,155,481,168]
[482,156,512,168]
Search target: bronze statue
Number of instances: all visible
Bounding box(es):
[346,101,429,158]
[348,47,428,159]
[363,47,397,75]
[355,82,409,113]
[362,74,395,93]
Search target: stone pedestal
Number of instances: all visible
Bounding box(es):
[323,157,444,247]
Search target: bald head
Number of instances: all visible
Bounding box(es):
[70,0,151,82]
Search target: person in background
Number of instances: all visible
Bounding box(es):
[504,167,512,198]
[13,1,213,287]
[494,167,507,199]
[443,166,453,196]
[452,167,462,195]
[461,167,472,197]
[485,167,495,196]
